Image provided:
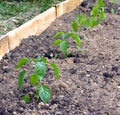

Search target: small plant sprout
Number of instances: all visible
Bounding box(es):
[111,0,117,15]
[16,56,60,103]
[53,31,82,57]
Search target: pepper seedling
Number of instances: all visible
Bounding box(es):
[16,56,60,103]
[53,31,82,57]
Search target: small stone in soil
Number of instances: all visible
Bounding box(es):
[112,66,119,72]
[20,100,26,105]
[50,104,58,110]
[13,111,17,115]
[69,68,77,74]
[66,58,73,64]
[38,102,45,108]
[103,72,114,81]
[9,91,15,97]
[55,111,63,115]
[17,107,24,113]
[86,74,90,77]
[2,76,7,81]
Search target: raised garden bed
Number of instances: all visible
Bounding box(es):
[0,0,120,114]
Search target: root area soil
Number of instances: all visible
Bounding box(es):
[0,0,120,115]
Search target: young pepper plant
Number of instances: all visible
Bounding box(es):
[16,56,60,103]
[53,31,82,57]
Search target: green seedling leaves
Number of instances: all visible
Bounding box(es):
[90,5,99,17]
[76,14,89,29]
[82,15,89,29]
[53,39,62,46]
[97,0,104,7]
[21,95,30,103]
[16,57,29,69]
[99,8,105,21]
[18,70,26,89]
[112,0,116,3]
[50,63,60,80]
[38,85,51,103]
[30,73,39,85]
[69,32,81,46]
[60,41,68,56]
[53,32,64,39]
[77,14,83,26]
[62,33,69,40]
[17,56,60,103]
[89,17,99,28]
[34,61,46,81]
[111,8,115,15]
[71,20,78,32]
[41,57,47,63]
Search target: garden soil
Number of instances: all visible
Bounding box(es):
[0,0,120,115]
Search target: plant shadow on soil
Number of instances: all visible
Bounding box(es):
[0,0,120,114]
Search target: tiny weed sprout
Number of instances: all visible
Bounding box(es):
[16,56,60,103]
[53,0,106,57]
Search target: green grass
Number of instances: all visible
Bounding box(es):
[0,0,64,20]
[0,0,64,36]
[0,1,33,20]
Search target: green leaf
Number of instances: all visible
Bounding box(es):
[77,14,89,29]
[112,0,116,3]
[18,70,26,89]
[74,35,82,46]
[53,32,64,39]
[97,0,104,7]
[38,85,51,103]
[71,20,78,32]
[89,17,99,28]
[21,95,30,103]
[77,14,84,28]
[82,15,89,29]
[33,56,47,63]
[53,39,62,46]
[60,41,68,56]
[34,61,46,81]
[111,8,115,15]
[50,63,60,80]
[62,33,69,40]
[41,57,47,63]
[90,5,99,17]
[99,8,105,21]
[16,57,29,69]
[69,33,82,46]
[30,73,39,85]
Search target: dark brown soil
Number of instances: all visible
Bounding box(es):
[0,0,120,115]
